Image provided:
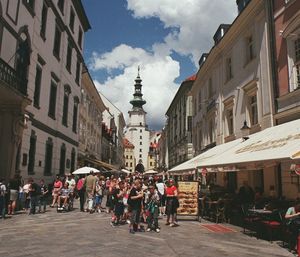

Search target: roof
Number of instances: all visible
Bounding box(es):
[185,74,197,82]
[124,138,134,149]
[72,0,91,32]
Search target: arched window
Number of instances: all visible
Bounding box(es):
[15,27,31,95]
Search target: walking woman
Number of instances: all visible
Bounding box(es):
[165,179,178,227]
[76,175,86,212]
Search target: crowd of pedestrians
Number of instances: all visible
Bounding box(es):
[0,171,180,235]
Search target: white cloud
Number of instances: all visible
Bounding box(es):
[127,0,237,65]
[90,1,238,129]
[93,46,180,129]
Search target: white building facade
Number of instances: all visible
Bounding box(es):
[3,0,91,183]
[191,0,275,192]
[125,72,150,172]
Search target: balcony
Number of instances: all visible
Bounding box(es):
[0,58,27,96]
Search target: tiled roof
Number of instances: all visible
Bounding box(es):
[123,138,134,149]
[184,74,197,82]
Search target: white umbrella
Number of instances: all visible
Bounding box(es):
[121,169,132,174]
[72,166,100,175]
[144,169,158,175]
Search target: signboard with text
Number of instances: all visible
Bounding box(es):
[177,181,199,216]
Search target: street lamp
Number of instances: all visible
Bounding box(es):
[240,120,250,141]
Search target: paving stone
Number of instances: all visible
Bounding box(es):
[0,200,295,257]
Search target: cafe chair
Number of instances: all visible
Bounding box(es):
[241,205,261,236]
[259,211,282,242]
[215,199,226,223]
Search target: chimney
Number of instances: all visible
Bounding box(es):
[213,24,231,45]
[236,0,251,14]
[198,53,209,68]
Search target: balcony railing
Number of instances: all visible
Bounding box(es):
[0,58,27,95]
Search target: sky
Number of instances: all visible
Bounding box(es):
[82,0,238,130]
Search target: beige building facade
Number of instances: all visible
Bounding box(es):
[190,0,277,194]
[0,0,90,183]
[78,68,106,168]
[124,138,135,173]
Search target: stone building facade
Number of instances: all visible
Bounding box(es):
[0,0,90,183]
[78,68,106,168]
[166,75,195,169]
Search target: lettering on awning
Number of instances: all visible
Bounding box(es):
[235,133,300,154]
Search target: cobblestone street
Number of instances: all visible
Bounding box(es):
[0,201,295,257]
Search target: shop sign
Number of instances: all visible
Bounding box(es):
[177,181,199,216]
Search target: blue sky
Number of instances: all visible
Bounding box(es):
[82,0,237,130]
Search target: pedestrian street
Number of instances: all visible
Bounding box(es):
[0,201,294,257]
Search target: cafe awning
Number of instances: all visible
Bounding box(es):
[169,138,242,173]
[85,157,118,171]
[169,119,300,173]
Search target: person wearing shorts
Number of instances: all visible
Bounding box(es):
[128,180,143,234]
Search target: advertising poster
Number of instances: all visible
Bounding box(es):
[177,181,199,216]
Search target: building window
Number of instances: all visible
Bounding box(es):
[140,129,142,133]
[44,137,53,176]
[130,156,133,159]
[208,77,213,99]
[33,65,42,108]
[139,154,142,158]
[246,35,255,63]
[66,40,72,73]
[59,143,66,175]
[140,149,142,152]
[69,8,75,32]
[226,58,233,81]
[72,97,79,133]
[126,162,128,167]
[294,38,300,89]
[48,81,57,119]
[193,98,197,116]
[226,109,234,135]
[150,162,153,166]
[198,91,201,111]
[53,24,62,60]
[198,129,202,150]
[130,163,133,167]
[58,0,64,14]
[208,118,215,144]
[140,142,142,145]
[40,3,48,39]
[62,85,71,126]
[27,130,36,175]
[140,136,142,139]
[249,94,258,126]
[71,148,76,172]
[15,38,30,95]
[75,58,81,84]
[78,27,83,48]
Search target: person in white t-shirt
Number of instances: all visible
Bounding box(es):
[156,178,166,216]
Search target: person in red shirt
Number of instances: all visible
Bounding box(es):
[165,179,178,227]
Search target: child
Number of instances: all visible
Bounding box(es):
[146,185,160,233]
